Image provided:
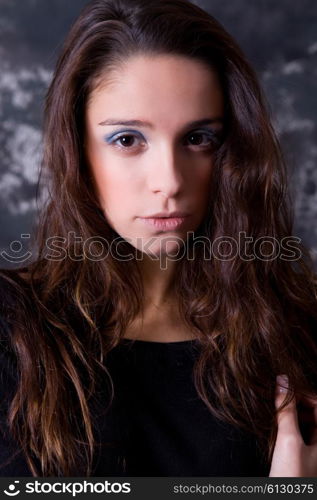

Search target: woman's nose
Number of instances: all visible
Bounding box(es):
[148,144,185,198]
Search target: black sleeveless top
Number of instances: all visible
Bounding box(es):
[0,325,270,476]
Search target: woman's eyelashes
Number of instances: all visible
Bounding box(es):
[104,130,146,151]
[184,129,222,149]
[103,128,222,153]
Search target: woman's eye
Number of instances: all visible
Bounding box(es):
[106,129,221,152]
[185,131,219,148]
[111,133,144,149]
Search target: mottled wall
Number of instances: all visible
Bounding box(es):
[0,0,316,268]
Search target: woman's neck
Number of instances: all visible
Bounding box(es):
[137,252,179,308]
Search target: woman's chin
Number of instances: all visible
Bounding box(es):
[133,235,187,261]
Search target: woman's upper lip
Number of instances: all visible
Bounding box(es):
[141,211,190,218]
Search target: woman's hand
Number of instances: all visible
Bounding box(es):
[269,375,317,477]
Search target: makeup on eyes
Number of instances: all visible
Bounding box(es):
[104,129,144,144]
[184,128,223,147]
[103,127,222,148]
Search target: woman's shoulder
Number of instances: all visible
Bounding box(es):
[0,266,31,311]
[0,272,29,476]
[0,270,19,328]
[0,269,26,367]
[0,274,23,428]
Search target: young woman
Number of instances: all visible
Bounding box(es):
[0,0,316,477]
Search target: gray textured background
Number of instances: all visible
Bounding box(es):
[0,0,316,268]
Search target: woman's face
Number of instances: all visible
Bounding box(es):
[85,54,224,257]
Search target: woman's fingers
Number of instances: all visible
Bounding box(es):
[270,375,317,476]
[275,374,302,442]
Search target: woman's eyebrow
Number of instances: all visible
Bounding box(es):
[98,117,224,128]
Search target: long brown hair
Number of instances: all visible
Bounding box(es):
[1,0,316,476]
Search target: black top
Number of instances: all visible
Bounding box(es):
[0,323,270,477]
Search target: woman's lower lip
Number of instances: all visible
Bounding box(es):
[138,216,188,230]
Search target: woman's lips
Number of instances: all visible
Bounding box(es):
[138,216,188,231]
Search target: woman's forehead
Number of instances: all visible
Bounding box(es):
[86,53,224,126]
